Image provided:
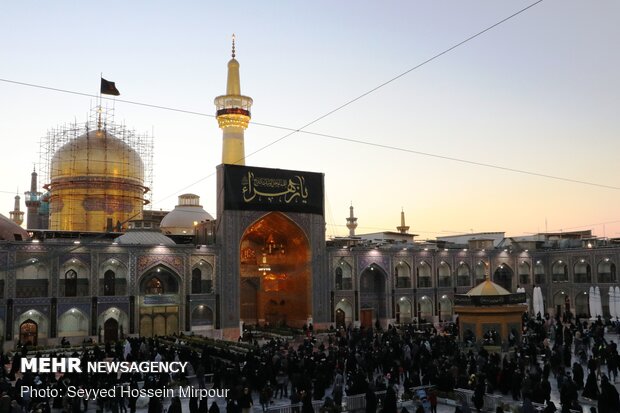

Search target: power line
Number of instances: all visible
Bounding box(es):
[298,130,620,191]
[1,1,552,205]
[161,0,547,173]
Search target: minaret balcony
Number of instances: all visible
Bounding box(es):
[214,95,253,114]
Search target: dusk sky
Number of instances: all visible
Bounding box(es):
[1,1,619,239]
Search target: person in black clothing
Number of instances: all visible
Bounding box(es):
[189,396,199,413]
[582,370,600,400]
[598,375,620,413]
[572,362,584,390]
[472,379,485,412]
[209,402,221,413]
[239,387,253,413]
[148,397,163,413]
[383,386,398,413]
[301,390,314,413]
[168,397,182,413]
[365,386,377,413]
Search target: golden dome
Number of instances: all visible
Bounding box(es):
[51,129,143,183]
[466,279,511,296]
[48,129,146,232]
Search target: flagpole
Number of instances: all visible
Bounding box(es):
[98,73,103,130]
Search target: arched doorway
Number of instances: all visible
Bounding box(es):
[396,298,412,324]
[553,291,567,318]
[239,213,311,328]
[139,265,180,337]
[191,305,214,329]
[418,296,433,323]
[20,320,37,346]
[494,264,513,292]
[335,309,345,328]
[439,296,453,322]
[334,299,353,329]
[104,318,119,343]
[58,309,89,337]
[575,292,589,319]
[359,264,387,328]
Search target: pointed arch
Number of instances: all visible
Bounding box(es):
[552,290,568,318]
[474,260,488,285]
[396,297,412,324]
[100,258,127,296]
[416,260,432,288]
[418,296,433,322]
[98,307,129,342]
[575,291,589,319]
[574,260,591,283]
[335,299,353,328]
[335,260,353,290]
[58,308,89,337]
[139,264,181,295]
[518,261,531,285]
[191,305,214,327]
[597,259,616,283]
[239,212,311,327]
[14,309,48,343]
[191,260,214,294]
[359,264,388,319]
[534,260,545,284]
[439,295,453,322]
[395,261,411,288]
[456,262,471,287]
[437,261,452,288]
[60,258,89,297]
[552,260,568,282]
[493,263,513,292]
[16,261,49,298]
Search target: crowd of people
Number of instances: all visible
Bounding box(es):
[0,312,618,413]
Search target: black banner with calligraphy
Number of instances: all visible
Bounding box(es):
[454,293,526,306]
[223,165,324,215]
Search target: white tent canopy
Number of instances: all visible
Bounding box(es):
[533,286,544,317]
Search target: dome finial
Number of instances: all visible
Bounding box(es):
[231,33,236,59]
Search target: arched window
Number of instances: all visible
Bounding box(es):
[518,262,530,285]
[395,262,411,288]
[437,262,452,288]
[417,261,431,288]
[552,260,568,282]
[418,296,433,321]
[65,269,77,297]
[598,260,616,283]
[335,267,343,290]
[574,261,591,283]
[439,296,453,322]
[474,261,487,285]
[104,270,115,296]
[457,262,471,287]
[192,268,202,294]
[335,261,352,290]
[534,261,545,284]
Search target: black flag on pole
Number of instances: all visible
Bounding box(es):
[100,78,120,96]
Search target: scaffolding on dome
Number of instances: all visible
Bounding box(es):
[38,104,154,232]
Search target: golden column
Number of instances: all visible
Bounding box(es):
[215,35,253,165]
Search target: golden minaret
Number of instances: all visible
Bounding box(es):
[215,35,253,165]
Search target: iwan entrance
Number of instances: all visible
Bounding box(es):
[240,212,310,327]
